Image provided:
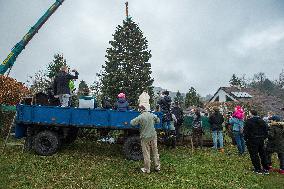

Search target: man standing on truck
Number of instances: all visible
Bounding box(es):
[157,90,172,130]
[53,66,79,107]
[130,105,161,173]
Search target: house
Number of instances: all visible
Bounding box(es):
[209,87,284,118]
[209,87,252,103]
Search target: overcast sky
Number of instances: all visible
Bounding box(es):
[1,0,284,96]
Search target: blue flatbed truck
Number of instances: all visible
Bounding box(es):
[15,105,164,160]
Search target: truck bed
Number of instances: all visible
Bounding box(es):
[15,105,163,138]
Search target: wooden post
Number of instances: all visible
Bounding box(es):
[125,2,129,18]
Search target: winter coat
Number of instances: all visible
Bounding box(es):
[209,112,224,131]
[157,96,172,113]
[171,106,184,125]
[266,122,284,153]
[130,111,160,141]
[157,95,172,121]
[53,71,79,95]
[244,116,268,141]
[229,117,244,132]
[114,98,129,111]
[192,115,202,129]
[138,92,151,111]
[102,98,112,109]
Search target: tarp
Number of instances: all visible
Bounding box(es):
[182,116,212,139]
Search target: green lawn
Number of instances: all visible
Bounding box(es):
[0,139,283,189]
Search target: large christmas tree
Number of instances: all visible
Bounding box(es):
[99,10,154,106]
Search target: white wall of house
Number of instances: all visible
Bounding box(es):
[210,89,237,102]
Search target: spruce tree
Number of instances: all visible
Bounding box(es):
[229,74,242,87]
[99,16,154,106]
[184,87,203,108]
[78,80,90,96]
[174,91,184,107]
[47,53,68,79]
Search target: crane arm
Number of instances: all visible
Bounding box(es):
[0,0,65,75]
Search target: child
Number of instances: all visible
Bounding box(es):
[229,106,246,155]
[266,115,284,175]
[114,93,129,111]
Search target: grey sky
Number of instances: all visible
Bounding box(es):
[1,0,284,96]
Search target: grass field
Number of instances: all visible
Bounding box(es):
[0,138,283,189]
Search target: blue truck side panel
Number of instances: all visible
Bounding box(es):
[15,105,163,138]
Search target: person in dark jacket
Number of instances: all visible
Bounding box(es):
[266,115,284,175]
[102,97,112,109]
[192,109,203,149]
[114,93,129,111]
[209,107,224,151]
[157,91,172,130]
[244,110,269,174]
[53,66,79,107]
[171,102,184,142]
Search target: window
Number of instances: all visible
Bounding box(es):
[214,96,219,102]
[226,95,233,102]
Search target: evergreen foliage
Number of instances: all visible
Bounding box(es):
[174,91,184,107]
[184,87,203,108]
[229,74,242,87]
[47,53,68,79]
[27,53,69,94]
[78,80,90,96]
[27,70,51,94]
[99,17,154,106]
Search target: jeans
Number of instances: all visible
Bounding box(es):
[212,130,223,149]
[233,131,246,154]
[163,121,175,131]
[59,94,70,107]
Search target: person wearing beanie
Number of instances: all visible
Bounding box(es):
[130,105,161,173]
[266,115,284,175]
[114,92,129,111]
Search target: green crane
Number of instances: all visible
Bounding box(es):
[0,0,65,75]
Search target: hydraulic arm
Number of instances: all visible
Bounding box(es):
[0,0,65,75]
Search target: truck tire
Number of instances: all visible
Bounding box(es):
[33,130,61,156]
[123,136,143,161]
[62,128,79,145]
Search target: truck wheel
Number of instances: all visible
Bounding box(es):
[33,130,61,156]
[123,136,143,161]
[62,128,79,145]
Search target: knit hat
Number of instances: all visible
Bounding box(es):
[117,93,125,98]
[232,105,244,120]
